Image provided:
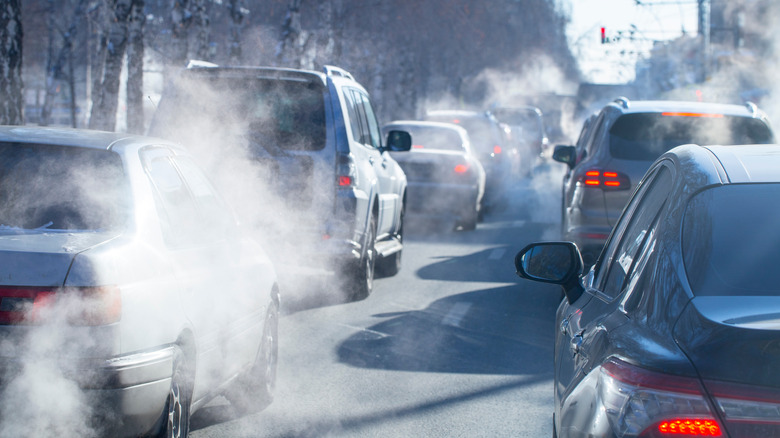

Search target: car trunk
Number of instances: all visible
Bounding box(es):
[674,296,780,388]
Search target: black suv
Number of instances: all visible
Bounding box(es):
[149,63,411,299]
[554,98,775,263]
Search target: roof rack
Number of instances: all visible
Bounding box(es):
[186,59,219,69]
[613,96,630,109]
[745,101,759,116]
[323,65,354,81]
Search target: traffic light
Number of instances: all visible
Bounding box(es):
[601,27,606,44]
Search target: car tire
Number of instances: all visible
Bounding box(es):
[458,204,479,231]
[348,214,376,301]
[156,348,191,438]
[226,299,279,414]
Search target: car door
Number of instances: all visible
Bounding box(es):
[555,164,674,425]
[350,89,399,236]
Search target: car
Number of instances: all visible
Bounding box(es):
[489,105,549,175]
[515,142,780,438]
[423,110,512,210]
[553,98,774,263]
[381,121,486,231]
[0,126,279,437]
[149,62,411,299]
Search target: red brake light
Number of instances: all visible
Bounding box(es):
[579,169,630,190]
[0,286,121,326]
[338,175,352,186]
[412,144,425,149]
[493,145,502,155]
[661,112,724,118]
[454,164,469,174]
[658,419,722,436]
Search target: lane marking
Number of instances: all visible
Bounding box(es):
[442,302,472,328]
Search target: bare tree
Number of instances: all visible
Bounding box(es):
[0,0,24,125]
[227,0,247,64]
[276,0,304,67]
[126,0,144,133]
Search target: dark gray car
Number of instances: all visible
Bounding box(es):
[517,143,780,438]
[554,98,774,263]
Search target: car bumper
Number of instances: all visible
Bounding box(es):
[0,347,174,437]
[406,182,479,219]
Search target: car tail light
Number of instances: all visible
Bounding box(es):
[661,112,724,118]
[0,286,121,326]
[412,144,425,149]
[578,169,630,190]
[454,164,469,174]
[706,380,780,437]
[493,145,502,155]
[337,153,357,188]
[598,358,723,437]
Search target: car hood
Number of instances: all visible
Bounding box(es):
[674,296,780,388]
[0,230,120,286]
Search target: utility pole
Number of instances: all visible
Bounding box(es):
[697,0,710,82]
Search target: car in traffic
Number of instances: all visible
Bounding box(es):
[381,121,486,231]
[0,126,279,437]
[423,109,513,210]
[553,98,774,263]
[489,105,549,175]
[515,142,780,438]
[149,62,411,299]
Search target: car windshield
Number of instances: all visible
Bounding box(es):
[0,143,128,231]
[682,183,780,297]
[426,114,500,155]
[491,109,543,138]
[157,75,327,152]
[403,126,464,152]
[609,113,774,161]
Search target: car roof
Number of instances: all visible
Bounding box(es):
[609,99,763,118]
[0,126,145,150]
[182,64,329,86]
[705,144,780,183]
[384,120,468,134]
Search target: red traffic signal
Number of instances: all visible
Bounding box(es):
[601,27,606,44]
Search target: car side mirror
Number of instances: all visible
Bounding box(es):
[552,145,576,169]
[385,130,412,152]
[515,241,584,304]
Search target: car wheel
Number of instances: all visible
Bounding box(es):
[458,205,478,231]
[156,348,191,438]
[350,214,376,300]
[226,299,279,414]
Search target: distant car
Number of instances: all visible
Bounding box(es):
[490,105,549,174]
[423,110,511,210]
[382,121,486,230]
[149,62,411,299]
[516,143,780,438]
[0,126,279,437]
[554,98,774,263]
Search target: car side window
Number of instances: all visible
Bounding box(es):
[586,113,608,156]
[596,165,673,299]
[359,93,382,149]
[173,156,235,240]
[344,89,364,145]
[145,153,200,247]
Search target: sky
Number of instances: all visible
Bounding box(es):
[565,0,700,83]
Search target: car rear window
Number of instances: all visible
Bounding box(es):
[682,184,780,297]
[609,113,774,161]
[0,143,128,231]
[402,126,464,152]
[425,115,500,155]
[155,74,327,153]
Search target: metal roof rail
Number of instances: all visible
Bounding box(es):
[323,65,354,81]
[613,96,630,109]
[745,101,759,116]
[186,59,219,69]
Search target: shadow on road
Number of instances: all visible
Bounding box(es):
[337,283,561,375]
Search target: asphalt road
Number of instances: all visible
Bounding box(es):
[191,163,568,437]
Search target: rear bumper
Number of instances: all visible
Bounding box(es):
[406,182,479,219]
[0,347,174,437]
